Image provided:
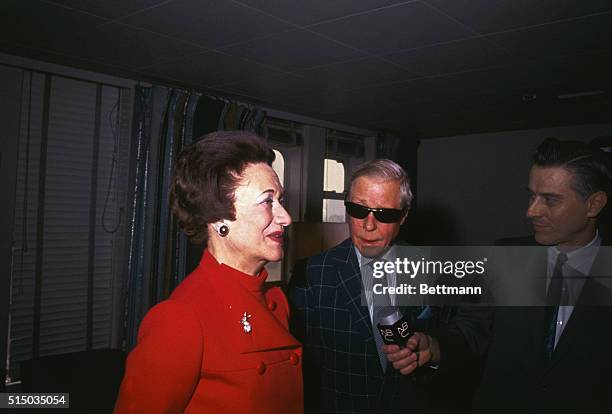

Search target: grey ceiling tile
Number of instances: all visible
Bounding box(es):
[220,29,366,72]
[69,23,204,69]
[0,0,105,52]
[385,37,513,76]
[431,65,549,100]
[487,13,612,60]
[281,88,356,111]
[2,0,611,138]
[120,0,293,48]
[536,51,612,92]
[221,71,331,100]
[145,51,285,87]
[297,58,417,90]
[0,1,200,71]
[310,1,473,54]
[350,77,446,105]
[235,0,409,26]
[302,87,401,115]
[328,103,404,125]
[48,0,168,20]
[265,89,346,114]
[425,0,612,34]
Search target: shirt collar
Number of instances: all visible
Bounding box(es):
[547,230,601,275]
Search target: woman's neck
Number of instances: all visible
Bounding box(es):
[207,239,264,276]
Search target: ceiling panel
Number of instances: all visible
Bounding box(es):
[74,23,205,69]
[487,13,612,60]
[1,1,611,138]
[0,0,106,53]
[309,1,474,55]
[368,77,451,106]
[385,37,514,76]
[219,29,366,72]
[430,65,549,100]
[269,86,395,119]
[144,51,286,87]
[47,0,169,20]
[425,0,612,34]
[296,57,417,90]
[119,0,294,49]
[234,0,408,26]
[536,51,612,93]
[221,71,332,101]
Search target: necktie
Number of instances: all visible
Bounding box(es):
[544,252,568,360]
[363,260,391,372]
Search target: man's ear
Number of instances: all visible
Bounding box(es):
[586,191,608,218]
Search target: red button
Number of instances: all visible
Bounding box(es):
[267,301,277,311]
[257,361,266,375]
[289,353,300,365]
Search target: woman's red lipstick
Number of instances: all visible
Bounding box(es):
[267,231,284,242]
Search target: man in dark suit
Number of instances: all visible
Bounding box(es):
[290,159,490,413]
[474,138,612,414]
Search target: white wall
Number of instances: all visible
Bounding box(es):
[417,123,612,244]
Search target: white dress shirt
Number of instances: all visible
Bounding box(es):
[546,231,600,347]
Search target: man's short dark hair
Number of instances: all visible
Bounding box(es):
[169,131,274,245]
[533,137,612,199]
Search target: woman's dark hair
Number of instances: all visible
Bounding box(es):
[533,137,612,199]
[169,131,275,245]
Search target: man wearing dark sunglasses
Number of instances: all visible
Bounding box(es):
[290,159,448,413]
[291,159,490,413]
[343,163,409,259]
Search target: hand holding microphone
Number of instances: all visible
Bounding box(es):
[377,307,440,375]
[376,307,413,347]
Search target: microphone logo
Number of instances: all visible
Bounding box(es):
[376,307,413,347]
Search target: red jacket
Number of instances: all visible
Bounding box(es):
[114,250,303,413]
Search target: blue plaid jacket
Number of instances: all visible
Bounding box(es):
[289,239,429,414]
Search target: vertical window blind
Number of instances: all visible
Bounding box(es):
[8,70,131,382]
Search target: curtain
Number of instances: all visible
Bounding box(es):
[122,85,200,350]
[122,92,265,350]
[217,100,265,133]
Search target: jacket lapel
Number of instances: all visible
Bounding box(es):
[545,246,612,372]
[335,240,375,340]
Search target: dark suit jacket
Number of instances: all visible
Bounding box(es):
[289,238,491,414]
[474,236,612,414]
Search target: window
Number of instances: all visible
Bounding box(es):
[322,129,369,223]
[323,159,344,193]
[322,159,346,223]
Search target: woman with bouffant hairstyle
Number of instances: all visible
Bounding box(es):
[115,131,303,414]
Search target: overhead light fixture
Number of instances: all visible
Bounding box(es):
[522,93,537,101]
[557,90,605,99]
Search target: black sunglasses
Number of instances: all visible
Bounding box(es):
[344,201,406,223]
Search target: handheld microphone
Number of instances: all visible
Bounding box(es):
[376,307,413,347]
